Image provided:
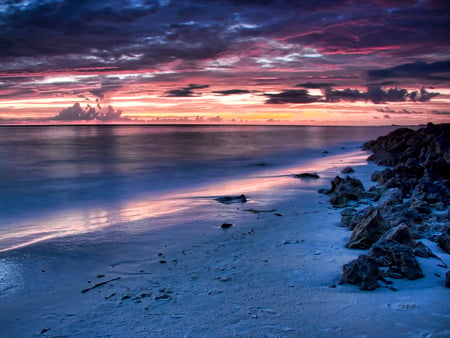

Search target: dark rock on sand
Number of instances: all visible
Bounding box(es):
[379,223,414,247]
[370,241,424,280]
[346,207,389,249]
[377,188,403,208]
[438,227,450,254]
[327,176,366,208]
[446,271,450,288]
[341,166,355,174]
[340,255,381,291]
[295,173,320,179]
[220,223,233,229]
[215,194,247,204]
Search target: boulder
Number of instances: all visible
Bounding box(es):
[215,194,247,204]
[346,207,389,249]
[370,241,424,280]
[378,223,414,247]
[295,173,320,179]
[328,176,366,208]
[340,255,381,291]
[377,188,403,208]
[341,166,355,174]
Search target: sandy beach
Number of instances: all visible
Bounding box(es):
[1,147,449,337]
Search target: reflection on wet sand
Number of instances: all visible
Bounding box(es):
[0,151,368,252]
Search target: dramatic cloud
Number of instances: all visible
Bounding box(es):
[53,103,124,121]
[368,61,450,81]
[266,86,440,105]
[165,84,210,97]
[265,89,322,104]
[0,0,449,124]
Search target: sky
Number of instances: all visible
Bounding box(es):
[0,0,449,125]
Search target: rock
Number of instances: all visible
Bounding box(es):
[341,166,355,174]
[295,173,320,179]
[346,207,389,249]
[370,241,424,280]
[377,188,403,208]
[215,194,247,204]
[328,176,366,208]
[220,223,233,229]
[371,168,394,185]
[438,227,450,254]
[367,151,400,167]
[446,271,450,288]
[379,223,414,247]
[340,255,381,291]
[367,186,382,201]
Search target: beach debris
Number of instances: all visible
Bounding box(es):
[294,173,320,179]
[244,208,276,214]
[81,277,121,293]
[215,194,247,204]
[341,166,355,174]
[105,293,116,299]
[220,223,233,229]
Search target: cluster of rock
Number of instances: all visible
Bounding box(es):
[323,123,450,290]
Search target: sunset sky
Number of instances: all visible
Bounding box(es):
[0,0,449,125]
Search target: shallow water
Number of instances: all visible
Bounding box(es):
[0,125,396,251]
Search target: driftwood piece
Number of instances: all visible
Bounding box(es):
[81,277,121,293]
[244,208,276,214]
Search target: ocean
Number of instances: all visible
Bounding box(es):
[0,125,396,251]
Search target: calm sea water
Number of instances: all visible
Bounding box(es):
[0,125,396,250]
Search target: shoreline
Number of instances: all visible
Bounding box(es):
[1,145,449,337]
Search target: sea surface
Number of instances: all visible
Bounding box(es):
[0,125,397,251]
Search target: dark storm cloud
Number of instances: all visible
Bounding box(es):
[212,89,250,95]
[0,0,449,98]
[264,90,322,104]
[266,86,440,104]
[165,84,210,97]
[368,61,450,81]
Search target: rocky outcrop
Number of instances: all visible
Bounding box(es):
[333,123,450,290]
